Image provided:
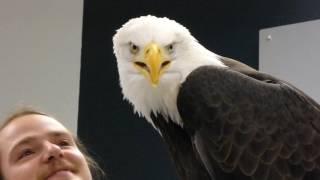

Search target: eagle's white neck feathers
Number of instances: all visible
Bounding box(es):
[113,15,226,127]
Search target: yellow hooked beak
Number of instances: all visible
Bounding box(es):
[134,43,171,87]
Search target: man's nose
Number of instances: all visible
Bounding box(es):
[41,142,63,163]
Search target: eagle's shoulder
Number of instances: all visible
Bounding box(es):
[177,63,320,180]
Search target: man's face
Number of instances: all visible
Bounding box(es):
[0,114,92,180]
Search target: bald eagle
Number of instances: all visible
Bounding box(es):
[113,15,320,180]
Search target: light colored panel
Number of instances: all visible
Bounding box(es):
[259,19,320,103]
[0,0,83,133]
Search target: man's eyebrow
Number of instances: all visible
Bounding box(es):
[10,131,73,155]
[47,131,73,138]
[11,137,37,150]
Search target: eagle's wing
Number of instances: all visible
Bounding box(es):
[177,65,320,180]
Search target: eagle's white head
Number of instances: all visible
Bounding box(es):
[113,15,225,126]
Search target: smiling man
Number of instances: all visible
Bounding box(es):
[0,109,103,180]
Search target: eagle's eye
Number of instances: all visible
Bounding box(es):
[166,43,175,54]
[129,42,139,54]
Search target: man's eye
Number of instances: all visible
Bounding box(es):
[58,140,71,147]
[19,149,34,160]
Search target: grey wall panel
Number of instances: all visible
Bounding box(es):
[0,0,83,133]
[260,19,320,103]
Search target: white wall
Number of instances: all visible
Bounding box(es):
[0,0,83,133]
[259,19,320,103]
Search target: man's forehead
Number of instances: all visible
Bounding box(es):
[0,114,70,144]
